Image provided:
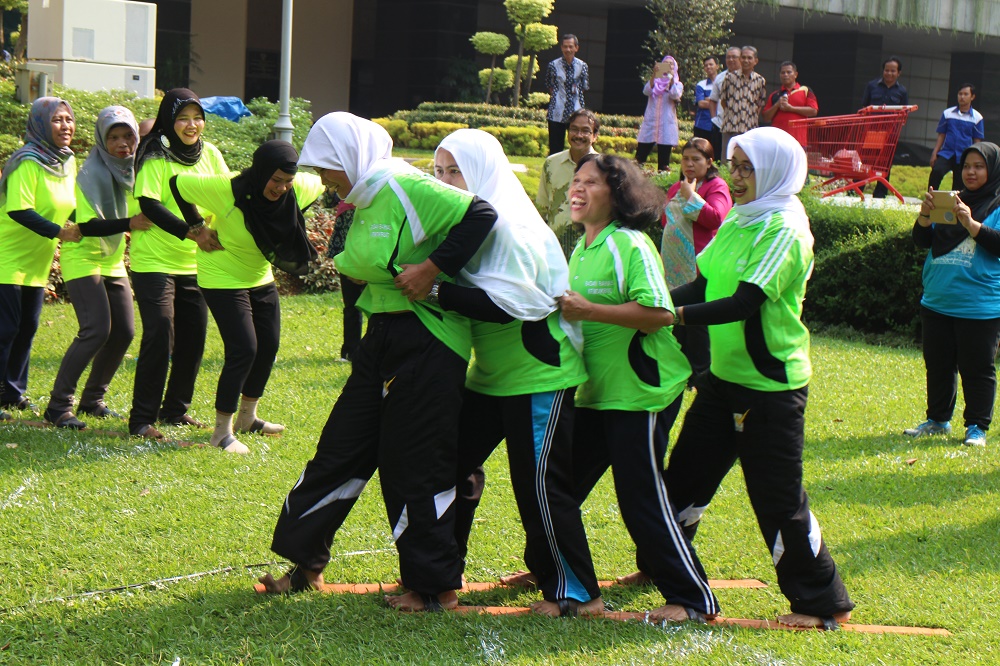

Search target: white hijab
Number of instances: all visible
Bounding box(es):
[298,111,415,208]
[437,128,572,324]
[727,126,808,228]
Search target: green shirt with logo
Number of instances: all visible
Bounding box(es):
[0,159,76,287]
[175,172,325,289]
[568,223,689,411]
[465,313,588,396]
[61,187,139,282]
[334,172,476,360]
[696,209,813,391]
[131,142,230,275]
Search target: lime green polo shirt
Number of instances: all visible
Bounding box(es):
[465,312,588,396]
[568,223,690,411]
[130,142,230,275]
[175,172,325,289]
[60,187,139,281]
[333,172,475,360]
[0,159,76,287]
[697,209,813,391]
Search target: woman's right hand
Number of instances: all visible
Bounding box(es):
[129,213,152,231]
[57,223,82,243]
[918,187,935,226]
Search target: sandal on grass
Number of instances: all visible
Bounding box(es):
[417,593,443,612]
[43,408,87,430]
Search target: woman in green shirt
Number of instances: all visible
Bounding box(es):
[0,97,81,421]
[128,88,230,440]
[45,105,151,429]
[667,126,854,629]
[171,140,325,453]
[558,154,719,623]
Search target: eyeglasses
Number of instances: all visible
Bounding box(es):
[731,162,755,178]
[568,127,594,136]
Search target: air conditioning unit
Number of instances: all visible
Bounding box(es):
[26,0,156,97]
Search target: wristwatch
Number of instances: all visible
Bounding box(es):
[425,279,442,305]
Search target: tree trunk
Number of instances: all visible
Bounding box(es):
[486,54,496,103]
[525,53,537,96]
[13,13,27,59]
[512,28,525,107]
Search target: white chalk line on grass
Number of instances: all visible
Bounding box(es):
[1,474,37,511]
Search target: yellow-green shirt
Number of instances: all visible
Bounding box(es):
[0,159,77,287]
[130,142,229,274]
[175,172,325,289]
[60,186,140,281]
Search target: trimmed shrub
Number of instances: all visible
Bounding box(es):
[525,92,550,108]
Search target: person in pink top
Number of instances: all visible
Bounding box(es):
[661,138,732,380]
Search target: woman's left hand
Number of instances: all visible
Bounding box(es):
[394,259,440,301]
[558,290,592,322]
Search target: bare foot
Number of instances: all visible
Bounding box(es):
[648,603,716,623]
[615,571,652,586]
[498,570,538,589]
[257,568,323,593]
[530,597,605,617]
[777,610,851,629]
[384,589,458,612]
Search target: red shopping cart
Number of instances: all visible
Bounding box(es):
[788,105,918,202]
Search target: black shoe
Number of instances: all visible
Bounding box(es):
[161,414,207,428]
[78,404,124,420]
[2,396,39,415]
[44,408,87,430]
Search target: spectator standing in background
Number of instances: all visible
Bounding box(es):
[537,109,599,258]
[709,47,741,162]
[718,46,767,162]
[861,57,908,198]
[636,55,683,173]
[693,56,720,160]
[546,34,590,156]
[762,61,818,134]
[929,84,984,191]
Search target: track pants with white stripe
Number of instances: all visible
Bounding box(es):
[665,372,854,617]
[269,312,468,595]
[572,398,720,615]
[453,388,601,603]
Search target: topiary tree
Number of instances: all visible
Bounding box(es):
[504,0,554,107]
[521,22,558,97]
[470,31,510,103]
[478,68,515,105]
[644,0,735,108]
[504,54,539,83]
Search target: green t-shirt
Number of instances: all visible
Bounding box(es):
[465,312,588,396]
[697,209,813,391]
[333,171,475,360]
[0,159,77,287]
[61,187,140,281]
[568,223,690,411]
[175,172,325,289]
[130,142,230,275]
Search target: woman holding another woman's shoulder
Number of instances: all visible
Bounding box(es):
[171,140,325,453]
[667,127,854,629]
[0,97,81,421]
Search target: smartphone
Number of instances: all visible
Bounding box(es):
[929,190,958,225]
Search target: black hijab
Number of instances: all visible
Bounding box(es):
[933,142,1000,257]
[232,140,317,276]
[134,88,205,171]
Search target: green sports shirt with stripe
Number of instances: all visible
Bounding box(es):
[697,209,813,392]
[333,172,476,361]
[568,223,690,412]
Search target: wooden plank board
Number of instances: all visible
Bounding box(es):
[253,578,768,595]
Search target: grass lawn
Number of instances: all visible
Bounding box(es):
[2,293,999,664]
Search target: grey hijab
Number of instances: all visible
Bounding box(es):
[76,106,139,255]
